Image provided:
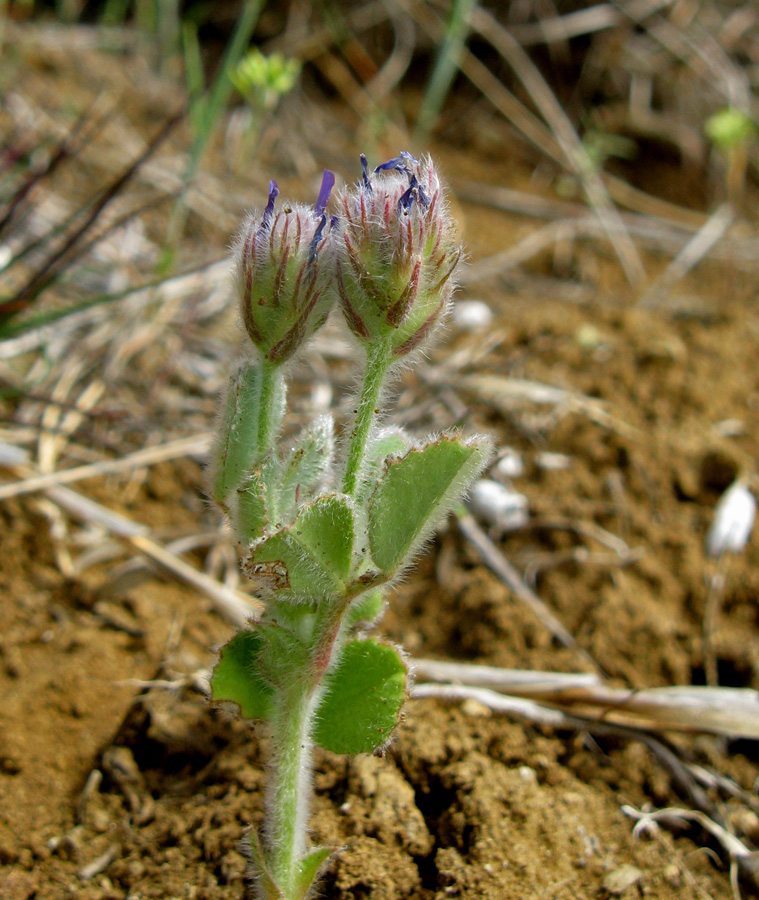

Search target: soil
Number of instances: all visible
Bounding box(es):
[2,24,759,900]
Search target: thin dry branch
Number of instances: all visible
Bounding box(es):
[413,661,759,739]
[0,433,213,500]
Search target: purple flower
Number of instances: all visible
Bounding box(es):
[335,154,461,357]
[236,171,338,363]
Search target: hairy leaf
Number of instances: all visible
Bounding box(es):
[314,639,407,754]
[246,828,284,899]
[245,494,355,599]
[233,468,269,544]
[345,589,385,629]
[368,435,491,573]
[293,847,334,900]
[356,426,411,504]
[211,363,283,504]
[277,415,335,521]
[210,630,274,720]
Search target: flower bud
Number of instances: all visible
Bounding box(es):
[236,171,337,363]
[336,153,461,357]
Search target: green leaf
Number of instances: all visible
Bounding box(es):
[277,415,334,521]
[212,363,283,505]
[345,589,385,629]
[245,494,355,599]
[246,828,284,899]
[356,427,411,504]
[210,630,274,720]
[256,619,311,688]
[368,435,491,573]
[293,846,334,900]
[314,639,407,754]
[233,469,269,544]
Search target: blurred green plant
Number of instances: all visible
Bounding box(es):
[416,0,478,138]
[705,108,757,150]
[705,108,757,205]
[230,48,301,113]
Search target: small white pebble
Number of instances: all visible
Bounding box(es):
[468,479,529,531]
[535,452,572,471]
[0,244,12,270]
[310,380,332,411]
[461,698,492,718]
[705,480,756,557]
[495,448,524,480]
[713,418,746,438]
[450,299,494,331]
[518,766,537,783]
[575,323,603,349]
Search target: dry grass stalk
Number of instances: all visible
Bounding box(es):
[0,433,213,501]
[414,663,759,738]
[470,6,645,287]
[640,202,735,306]
[0,441,258,625]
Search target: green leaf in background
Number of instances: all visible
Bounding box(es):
[293,847,334,900]
[245,494,355,599]
[210,630,274,720]
[368,435,491,573]
[277,415,335,521]
[314,639,407,754]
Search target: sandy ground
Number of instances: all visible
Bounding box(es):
[2,22,759,900]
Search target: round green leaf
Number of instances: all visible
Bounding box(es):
[210,630,274,720]
[314,639,407,754]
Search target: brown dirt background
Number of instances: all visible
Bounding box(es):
[2,14,759,900]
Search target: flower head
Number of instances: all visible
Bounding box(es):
[236,171,337,363]
[336,153,461,357]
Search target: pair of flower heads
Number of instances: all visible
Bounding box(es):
[235,152,460,364]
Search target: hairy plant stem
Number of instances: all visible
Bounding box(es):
[265,677,314,898]
[342,341,392,496]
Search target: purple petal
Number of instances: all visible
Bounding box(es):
[315,169,335,216]
[397,174,419,213]
[375,151,418,174]
[261,180,279,230]
[360,153,372,191]
[308,213,328,264]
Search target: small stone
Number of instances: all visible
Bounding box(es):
[729,807,759,842]
[603,864,643,895]
[535,452,572,471]
[663,864,681,888]
[461,698,492,718]
[451,299,494,331]
[495,448,524,479]
[576,323,603,349]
